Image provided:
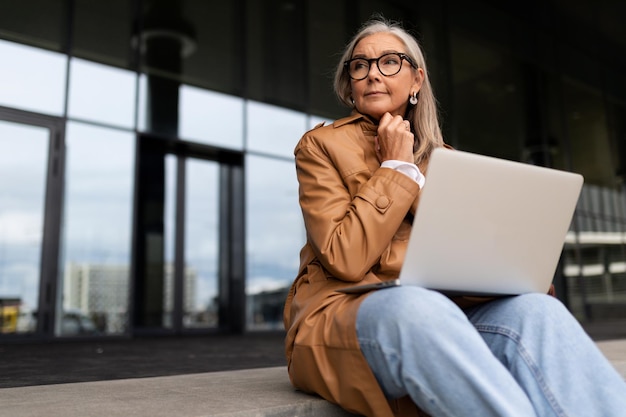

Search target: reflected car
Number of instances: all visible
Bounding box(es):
[8,308,100,335]
[61,309,98,335]
[16,309,37,333]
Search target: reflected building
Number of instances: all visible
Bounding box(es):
[63,262,199,333]
[0,0,625,341]
[64,263,130,334]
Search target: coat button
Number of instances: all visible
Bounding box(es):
[376,196,390,208]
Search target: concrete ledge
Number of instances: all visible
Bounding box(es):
[0,366,356,417]
[1,340,624,417]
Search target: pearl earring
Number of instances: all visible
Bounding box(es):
[409,92,418,105]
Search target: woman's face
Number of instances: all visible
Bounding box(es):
[349,32,423,121]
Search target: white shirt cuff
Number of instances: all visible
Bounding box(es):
[381,160,425,188]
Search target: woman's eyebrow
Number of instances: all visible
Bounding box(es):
[351,50,403,59]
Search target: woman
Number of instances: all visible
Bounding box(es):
[283,17,626,417]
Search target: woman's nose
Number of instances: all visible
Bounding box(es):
[366,63,382,80]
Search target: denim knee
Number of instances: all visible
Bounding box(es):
[500,293,566,321]
[467,292,575,339]
[505,292,564,312]
[357,286,467,340]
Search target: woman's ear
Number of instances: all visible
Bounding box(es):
[412,67,425,93]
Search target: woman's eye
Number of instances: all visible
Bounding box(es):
[382,57,399,65]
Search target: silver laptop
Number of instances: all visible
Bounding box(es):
[338,148,584,296]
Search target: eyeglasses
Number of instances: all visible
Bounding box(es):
[344,52,417,80]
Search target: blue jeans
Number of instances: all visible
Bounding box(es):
[356,286,626,417]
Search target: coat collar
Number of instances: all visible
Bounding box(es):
[332,111,378,134]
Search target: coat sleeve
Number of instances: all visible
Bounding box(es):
[295,138,420,282]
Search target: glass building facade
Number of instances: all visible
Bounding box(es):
[1,0,625,340]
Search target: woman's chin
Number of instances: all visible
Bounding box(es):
[357,105,405,122]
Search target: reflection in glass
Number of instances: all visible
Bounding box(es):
[184,159,219,328]
[138,74,149,132]
[68,58,136,128]
[246,101,307,158]
[180,85,244,149]
[561,80,626,319]
[60,122,134,336]
[0,120,49,334]
[163,157,219,329]
[72,0,133,69]
[163,155,177,329]
[564,80,614,187]
[540,73,568,171]
[0,39,66,116]
[245,0,306,108]
[246,155,303,329]
[449,31,523,161]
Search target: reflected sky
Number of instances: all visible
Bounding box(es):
[179,85,244,149]
[68,58,136,128]
[246,155,305,294]
[247,101,308,159]
[63,121,134,265]
[184,159,219,308]
[0,39,66,116]
[0,120,48,308]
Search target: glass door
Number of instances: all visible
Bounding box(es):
[164,156,220,330]
[133,136,245,335]
[0,108,64,338]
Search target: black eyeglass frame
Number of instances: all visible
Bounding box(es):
[344,52,418,80]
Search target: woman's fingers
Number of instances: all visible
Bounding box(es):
[376,113,414,162]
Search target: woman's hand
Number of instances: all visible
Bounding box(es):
[375,112,415,163]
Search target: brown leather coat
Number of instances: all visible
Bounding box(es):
[283,112,432,417]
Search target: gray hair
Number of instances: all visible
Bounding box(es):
[333,17,444,164]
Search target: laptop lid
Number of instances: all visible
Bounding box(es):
[399,148,583,295]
